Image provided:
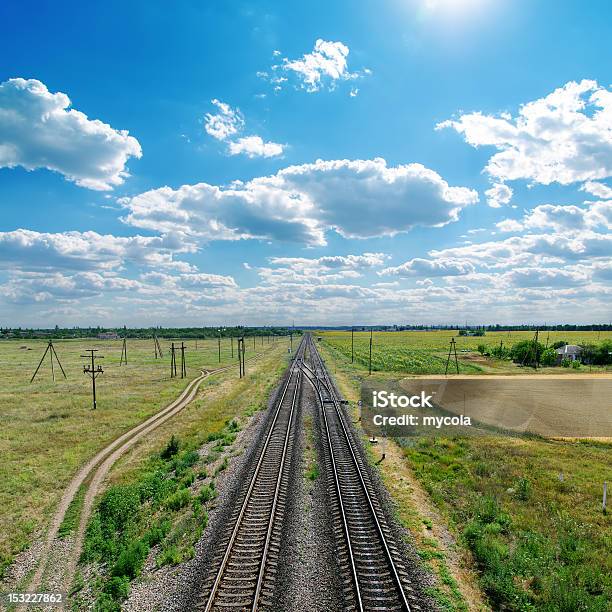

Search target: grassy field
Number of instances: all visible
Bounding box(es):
[0,336,284,579]
[317,336,612,611]
[73,345,289,610]
[319,330,612,375]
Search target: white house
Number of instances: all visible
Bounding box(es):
[555,344,582,363]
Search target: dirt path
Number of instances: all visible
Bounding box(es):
[26,352,268,598]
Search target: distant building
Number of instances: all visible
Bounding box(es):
[555,344,582,363]
[98,332,120,340]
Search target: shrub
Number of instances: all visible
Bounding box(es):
[104,575,130,600]
[161,435,180,460]
[540,348,557,367]
[164,488,191,511]
[197,484,216,504]
[571,359,581,369]
[561,358,571,368]
[510,340,545,364]
[156,544,182,567]
[111,539,149,579]
[515,477,531,501]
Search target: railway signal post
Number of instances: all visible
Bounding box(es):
[82,349,104,410]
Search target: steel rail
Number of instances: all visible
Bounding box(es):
[304,335,411,611]
[203,339,305,611]
[299,356,364,612]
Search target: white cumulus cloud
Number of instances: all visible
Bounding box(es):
[0,78,142,190]
[228,136,285,158]
[437,79,612,186]
[485,182,513,208]
[203,99,284,158]
[267,39,370,94]
[120,158,478,246]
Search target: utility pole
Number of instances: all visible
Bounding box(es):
[30,340,67,383]
[154,335,163,359]
[82,349,103,410]
[180,342,186,378]
[368,328,373,375]
[242,337,246,375]
[170,343,177,378]
[351,327,354,363]
[445,337,459,375]
[238,337,246,378]
[120,336,128,366]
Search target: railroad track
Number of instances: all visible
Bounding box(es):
[302,335,417,612]
[198,338,306,611]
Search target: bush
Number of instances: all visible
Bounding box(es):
[156,544,182,567]
[510,340,545,364]
[571,359,581,369]
[561,358,572,368]
[515,477,531,501]
[111,539,149,579]
[164,488,191,511]
[161,435,180,460]
[541,348,557,367]
[197,484,216,504]
[104,575,130,600]
[477,344,488,355]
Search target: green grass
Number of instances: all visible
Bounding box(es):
[73,347,288,609]
[319,330,612,375]
[0,336,279,579]
[401,436,611,610]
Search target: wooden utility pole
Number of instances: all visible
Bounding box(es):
[180,342,186,378]
[170,343,177,378]
[445,337,459,375]
[30,340,67,383]
[238,337,246,377]
[368,328,373,375]
[81,349,103,410]
[120,337,128,366]
[154,335,163,359]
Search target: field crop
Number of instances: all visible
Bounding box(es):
[0,336,283,578]
[319,330,612,375]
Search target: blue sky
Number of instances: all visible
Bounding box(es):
[1,0,611,326]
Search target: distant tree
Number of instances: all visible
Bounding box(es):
[510,339,545,365]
